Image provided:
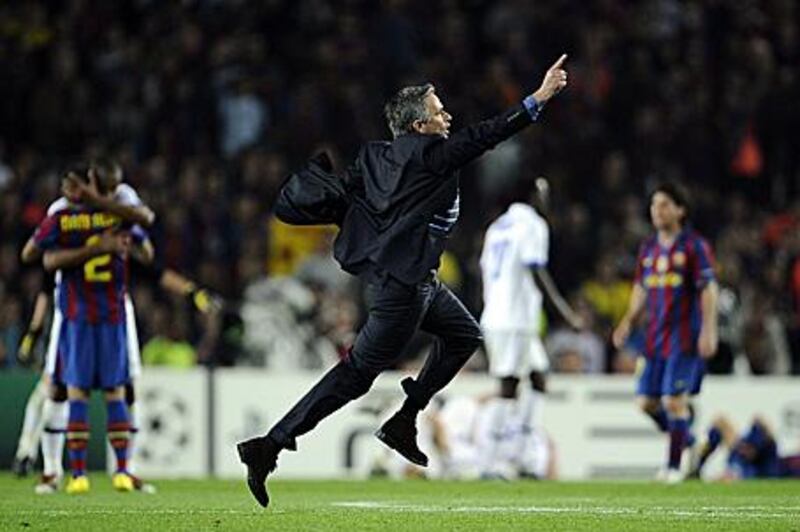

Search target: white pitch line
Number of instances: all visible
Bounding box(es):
[330,501,800,519]
[32,509,287,517]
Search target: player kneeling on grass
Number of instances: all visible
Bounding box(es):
[23,168,140,495]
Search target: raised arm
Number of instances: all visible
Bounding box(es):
[65,173,156,227]
[423,54,569,175]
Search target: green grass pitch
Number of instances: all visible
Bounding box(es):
[2,474,799,531]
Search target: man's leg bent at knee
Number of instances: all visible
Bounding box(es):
[407,282,483,411]
[238,274,425,507]
[639,395,669,433]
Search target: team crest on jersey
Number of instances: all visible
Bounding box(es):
[673,251,686,267]
[656,255,669,273]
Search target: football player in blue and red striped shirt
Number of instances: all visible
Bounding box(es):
[24,167,139,495]
[690,413,800,481]
[613,183,719,483]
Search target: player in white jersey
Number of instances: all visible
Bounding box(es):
[478,177,581,478]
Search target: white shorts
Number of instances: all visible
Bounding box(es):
[44,306,63,378]
[44,294,141,380]
[124,294,141,379]
[484,330,549,377]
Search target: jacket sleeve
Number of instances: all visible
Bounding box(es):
[420,104,534,176]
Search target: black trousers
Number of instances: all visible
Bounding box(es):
[267,270,482,450]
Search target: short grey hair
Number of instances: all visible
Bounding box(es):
[384,83,435,138]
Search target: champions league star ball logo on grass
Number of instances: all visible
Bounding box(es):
[137,388,193,466]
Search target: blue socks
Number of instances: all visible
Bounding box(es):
[668,417,689,470]
[66,400,89,478]
[106,399,131,473]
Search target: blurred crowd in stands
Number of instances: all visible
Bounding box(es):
[1,0,799,374]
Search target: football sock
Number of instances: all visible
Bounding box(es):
[106,400,131,473]
[518,389,544,433]
[127,404,141,474]
[480,397,515,475]
[514,390,544,463]
[66,400,89,478]
[41,399,68,477]
[646,407,669,433]
[15,379,48,460]
[695,426,722,472]
[667,417,689,470]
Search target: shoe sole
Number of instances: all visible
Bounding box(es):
[374,429,428,467]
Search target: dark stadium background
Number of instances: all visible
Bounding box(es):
[1,0,799,379]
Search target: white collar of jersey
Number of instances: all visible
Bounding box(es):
[508,203,538,218]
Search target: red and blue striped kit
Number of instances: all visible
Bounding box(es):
[633,228,716,359]
[34,205,128,324]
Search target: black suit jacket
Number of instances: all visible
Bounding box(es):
[334,103,536,284]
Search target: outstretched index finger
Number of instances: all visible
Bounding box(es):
[550,53,568,70]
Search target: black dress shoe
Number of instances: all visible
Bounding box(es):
[237,436,278,508]
[374,412,429,467]
[11,456,32,478]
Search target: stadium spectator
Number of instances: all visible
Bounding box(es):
[141,304,197,368]
[546,297,606,374]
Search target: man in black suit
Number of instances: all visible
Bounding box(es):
[238,54,569,507]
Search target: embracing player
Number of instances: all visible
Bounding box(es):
[16,161,220,493]
[613,182,718,483]
[12,161,154,479]
[23,165,142,494]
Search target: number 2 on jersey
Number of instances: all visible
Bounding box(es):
[84,234,112,282]
[489,240,510,280]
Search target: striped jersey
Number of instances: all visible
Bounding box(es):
[33,205,129,324]
[633,228,716,359]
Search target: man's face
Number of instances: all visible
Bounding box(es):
[91,166,122,194]
[61,173,83,202]
[415,92,452,138]
[650,191,684,231]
